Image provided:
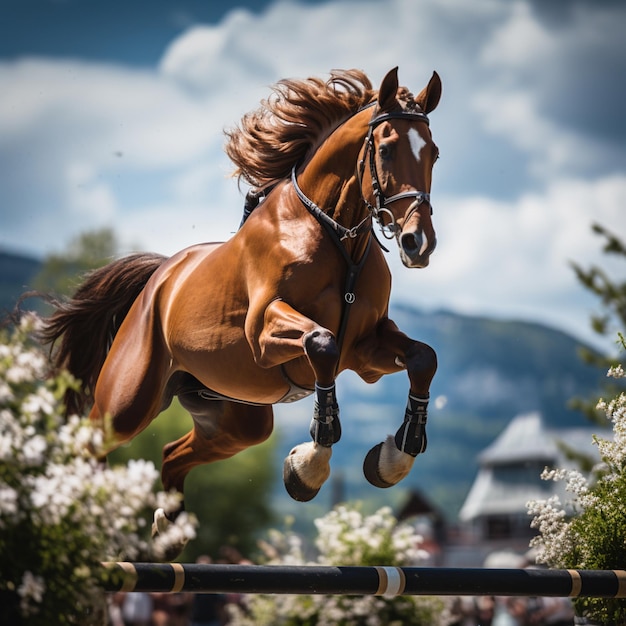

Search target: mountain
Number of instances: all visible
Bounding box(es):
[0,250,42,313]
[272,303,606,523]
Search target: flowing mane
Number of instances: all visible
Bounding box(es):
[224,69,376,189]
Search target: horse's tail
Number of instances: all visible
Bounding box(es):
[40,252,167,416]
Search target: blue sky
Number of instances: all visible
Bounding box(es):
[1,0,625,351]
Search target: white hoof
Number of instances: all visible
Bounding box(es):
[363,435,415,488]
[151,508,189,561]
[283,442,332,502]
[151,507,169,538]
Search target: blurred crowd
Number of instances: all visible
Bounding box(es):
[450,594,575,626]
[107,588,231,626]
[446,549,576,626]
[108,590,575,626]
[108,583,575,626]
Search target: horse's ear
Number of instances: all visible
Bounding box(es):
[377,67,399,112]
[415,71,442,114]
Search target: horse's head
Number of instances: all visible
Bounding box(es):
[359,68,442,268]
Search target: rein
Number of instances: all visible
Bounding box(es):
[290,168,372,242]
[291,165,372,354]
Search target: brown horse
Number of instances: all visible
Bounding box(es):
[42,67,441,538]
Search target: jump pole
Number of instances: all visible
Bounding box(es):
[103,563,626,598]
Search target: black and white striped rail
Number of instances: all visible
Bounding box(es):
[103,563,626,598]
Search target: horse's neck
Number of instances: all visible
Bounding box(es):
[297,115,372,256]
[298,161,369,254]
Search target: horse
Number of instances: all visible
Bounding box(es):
[41,67,442,542]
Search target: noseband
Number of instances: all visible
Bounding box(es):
[358,107,433,240]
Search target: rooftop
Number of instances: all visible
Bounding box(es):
[459,412,610,522]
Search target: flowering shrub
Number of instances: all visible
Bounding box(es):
[0,314,196,625]
[228,504,448,626]
[528,336,626,624]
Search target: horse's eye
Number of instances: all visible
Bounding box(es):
[378,143,392,160]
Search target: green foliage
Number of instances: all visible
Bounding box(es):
[184,440,277,560]
[570,223,626,424]
[32,228,119,296]
[109,399,278,561]
[571,224,626,345]
[568,471,626,624]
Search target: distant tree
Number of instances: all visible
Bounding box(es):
[32,228,119,296]
[571,224,626,355]
[570,223,626,423]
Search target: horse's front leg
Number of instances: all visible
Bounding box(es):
[283,370,341,502]
[249,299,341,502]
[353,317,437,489]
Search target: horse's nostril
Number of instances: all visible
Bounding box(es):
[400,232,420,253]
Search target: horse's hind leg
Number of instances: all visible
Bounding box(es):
[87,306,171,458]
[154,396,274,540]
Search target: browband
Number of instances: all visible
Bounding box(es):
[369,110,429,126]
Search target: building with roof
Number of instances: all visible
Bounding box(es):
[449,412,607,565]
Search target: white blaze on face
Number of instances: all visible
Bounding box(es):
[407,127,426,163]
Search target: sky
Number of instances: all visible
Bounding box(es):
[1,0,625,353]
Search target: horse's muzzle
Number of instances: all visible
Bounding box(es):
[398,229,437,268]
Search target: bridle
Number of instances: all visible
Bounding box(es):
[357,106,433,240]
[291,102,433,244]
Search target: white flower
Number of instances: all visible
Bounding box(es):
[21,388,55,417]
[0,380,12,403]
[231,503,445,625]
[19,312,43,334]
[0,484,19,523]
[528,352,626,577]
[20,434,48,466]
[17,571,45,616]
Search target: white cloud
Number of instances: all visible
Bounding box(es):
[0,59,216,167]
[475,1,626,180]
[480,1,554,68]
[0,57,231,256]
[65,162,117,219]
[388,174,625,346]
[116,203,228,254]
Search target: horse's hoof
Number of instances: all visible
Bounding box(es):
[282,442,332,502]
[363,443,394,488]
[283,454,321,502]
[152,507,169,538]
[363,435,415,488]
[151,508,189,561]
